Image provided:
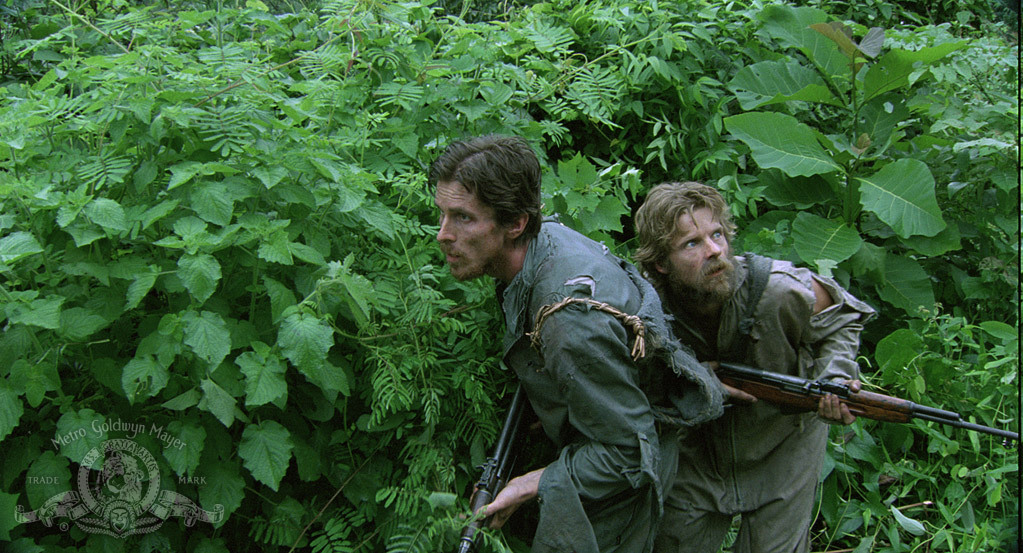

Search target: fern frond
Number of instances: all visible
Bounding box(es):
[374,81,424,110]
[565,64,623,127]
[97,7,153,37]
[385,521,436,553]
[310,509,367,553]
[196,104,263,156]
[524,19,576,55]
[77,151,132,191]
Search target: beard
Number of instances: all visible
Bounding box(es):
[665,253,739,312]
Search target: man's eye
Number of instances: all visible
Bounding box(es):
[458,214,472,222]
[684,240,698,249]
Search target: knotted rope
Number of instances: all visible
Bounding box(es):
[527,297,647,362]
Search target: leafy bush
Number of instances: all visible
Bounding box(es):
[0,0,1016,552]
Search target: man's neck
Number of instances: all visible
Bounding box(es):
[668,291,724,331]
[493,240,530,283]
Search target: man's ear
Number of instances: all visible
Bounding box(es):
[654,262,669,275]
[505,214,528,241]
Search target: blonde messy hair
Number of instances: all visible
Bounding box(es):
[634,181,735,292]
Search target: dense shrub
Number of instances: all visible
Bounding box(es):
[0,0,1016,551]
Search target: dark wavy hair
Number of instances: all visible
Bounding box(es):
[634,181,735,291]
[429,135,542,246]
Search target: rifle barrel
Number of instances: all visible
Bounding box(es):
[456,384,527,553]
[718,362,1019,443]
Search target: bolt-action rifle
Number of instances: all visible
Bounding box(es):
[456,384,526,553]
[717,362,1019,443]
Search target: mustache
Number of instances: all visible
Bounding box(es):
[702,258,732,276]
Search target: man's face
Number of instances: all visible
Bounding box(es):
[434,180,513,281]
[657,207,737,305]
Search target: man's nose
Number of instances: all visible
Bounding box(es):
[705,238,722,257]
[437,216,454,242]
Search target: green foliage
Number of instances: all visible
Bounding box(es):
[820,309,1019,552]
[0,0,1016,551]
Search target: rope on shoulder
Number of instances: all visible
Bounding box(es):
[527,297,647,362]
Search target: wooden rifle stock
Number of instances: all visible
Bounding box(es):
[456,384,526,553]
[717,363,1019,443]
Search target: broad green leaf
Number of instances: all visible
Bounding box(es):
[899,224,961,256]
[300,361,350,398]
[809,22,857,59]
[863,42,966,102]
[355,201,396,240]
[134,159,158,188]
[791,213,863,270]
[759,4,847,77]
[890,505,926,536]
[122,355,170,404]
[262,276,297,323]
[162,389,201,411]
[239,420,293,491]
[84,198,128,232]
[848,241,886,283]
[199,378,237,428]
[289,242,326,266]
[0,382,23,442]
[330,258,374,326]
[183,310,231,368]
[252,166,288,189]
[334,184,366,213]
[0,490,18,540]
[67,224,105,247]
[876,254,935,315]
[55,409,107,465]
[760,172,835,209]
[575,195,626,234]
[140,200,180,231]
[62,260,111,285]
[875,328,923,375]
[178,253,222,303]
[480,81,514,106]
[167,161,203,190]
[125,269,158,310]
[236,347,287,407]
[0,231,43,265]
[10,358,59,408]
[393,133,418,160]
[257,231,294,265]
[724,112,840,177]
[729,60,840,110]
[858,98,909,155]
[191,182,235,226]
[26,451,71,510]
[980,321,1017,343]
[58,307,109,341]
[556,153,600,191]
[8,296,64,330]
[278,312,334,374]
[199,460,245,526]
[857,159,946,238]
[163,420,206,477]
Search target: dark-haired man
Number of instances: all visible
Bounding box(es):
[432,137,725,553]
[634,181,875,553]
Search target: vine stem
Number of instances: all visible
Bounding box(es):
[49,0,132,55]
[195,8,357,108]
[286,446,380,552]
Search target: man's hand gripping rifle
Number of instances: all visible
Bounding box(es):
[718,362,1019,443]
[456,384,526,553]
